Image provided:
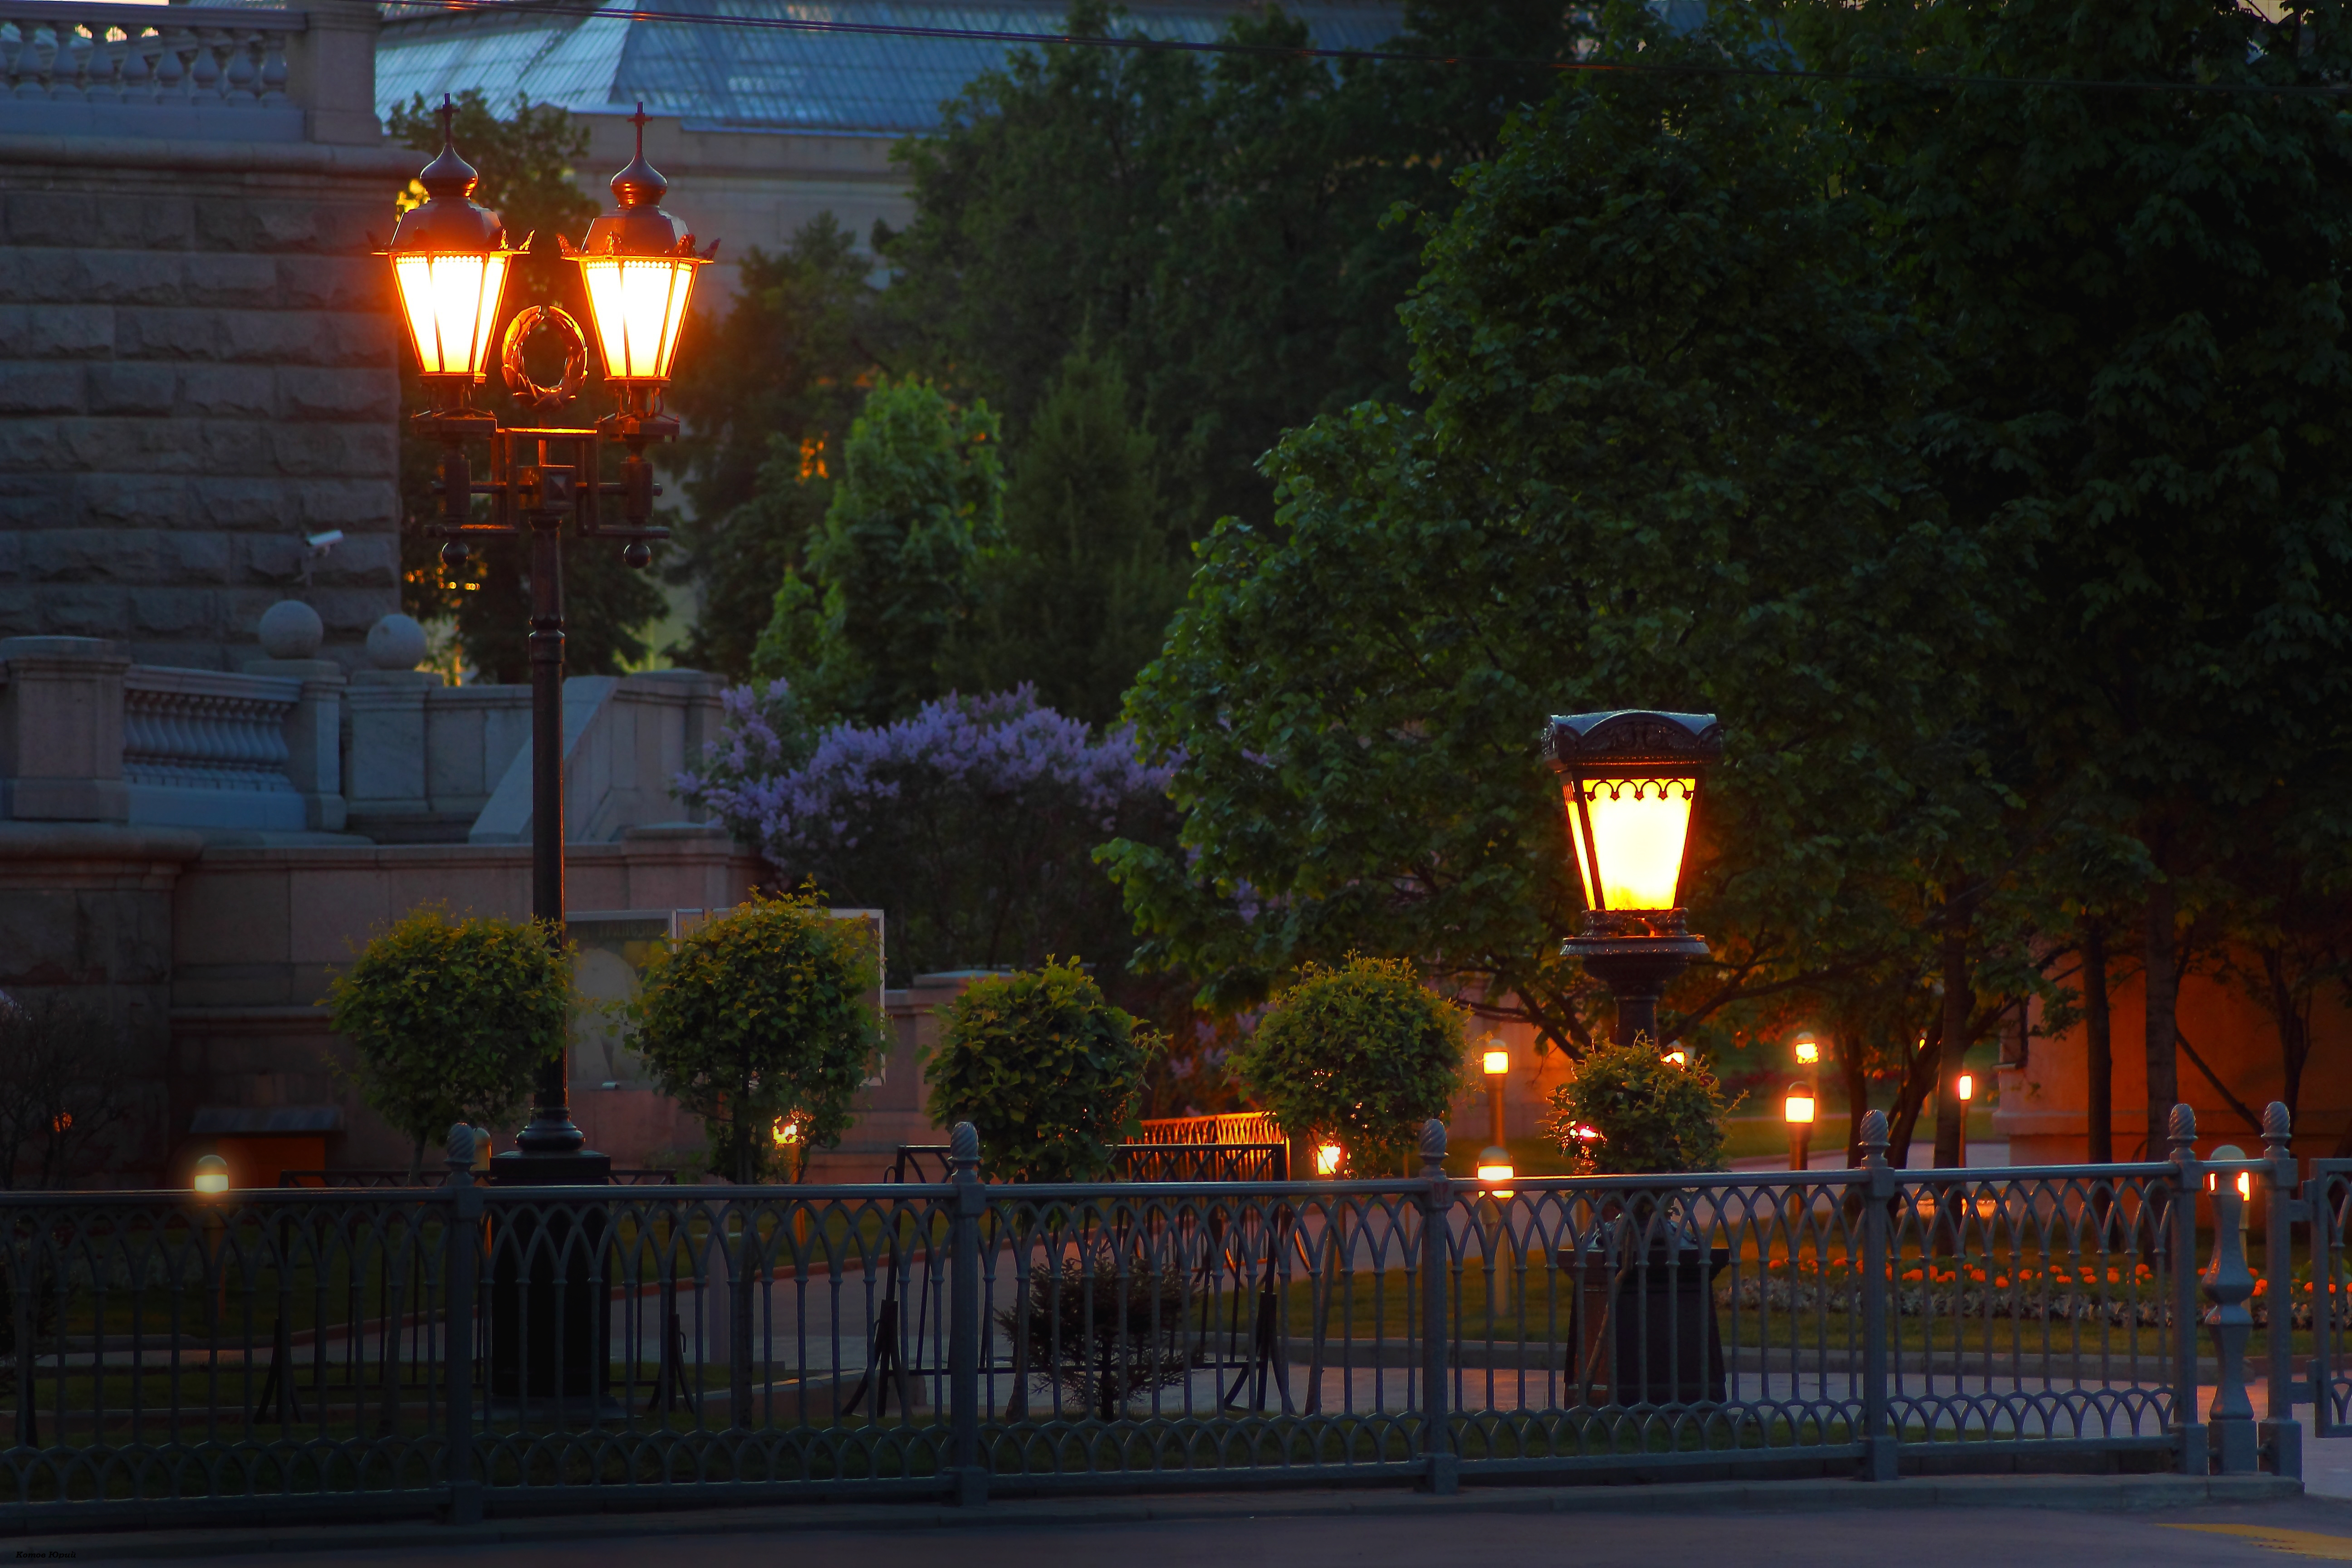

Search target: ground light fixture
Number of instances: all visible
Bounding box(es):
[1546,710,1724,1046]
[383,98,712,1183]
[1955,1071,1974,1166]
[192,1154,229,1196]
[1481,1040,1509,1148]
[1784,1083,1815,1172]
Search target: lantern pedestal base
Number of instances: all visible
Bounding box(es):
[1565,926,1708,1049]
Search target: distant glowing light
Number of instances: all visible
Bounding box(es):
[1314,1143,1343,1177]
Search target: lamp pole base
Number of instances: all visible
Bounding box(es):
[1563,916,1709,1049]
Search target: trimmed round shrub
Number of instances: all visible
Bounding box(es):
[1227,956,1466,1177]
[633,888,886,1183]
[326,907,568,1177]
[926,959,1153,1182]
[1543,1036,1732,1175]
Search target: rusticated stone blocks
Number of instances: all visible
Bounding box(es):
[0,135,418,671]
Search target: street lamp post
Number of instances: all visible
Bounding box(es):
[383,100,710,1183]
[1784,1083,1815,1171]
[1544,710,1724,1046]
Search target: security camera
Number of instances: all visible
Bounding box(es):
[304,529,344,551]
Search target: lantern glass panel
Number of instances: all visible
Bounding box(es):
[1567,776,1696,911]
[392,252,509,380]
[578,254,697,381]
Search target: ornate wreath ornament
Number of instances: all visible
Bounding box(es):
[500,304,589,413]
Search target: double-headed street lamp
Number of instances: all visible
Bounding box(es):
[1543,710,1724,1048]
[385,99,712,1178]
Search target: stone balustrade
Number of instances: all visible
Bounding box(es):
[0,3,309,139]
[123,666,298,794]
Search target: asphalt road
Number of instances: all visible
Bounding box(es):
[50,1496,2352,1568]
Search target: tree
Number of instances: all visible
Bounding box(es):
[681,683,1178,1005]
[632,889,885,1182]
[0,992,142,1190]
[387,91,664,682]
[1226,956,1466,1177]
[880,0,1578,537]
[751,377,1004,723]
[324,908,568,1178]
[957,343,1187,727]
[662,216,894,678]
[1820,0,2352,1155]
[1106,2,1995,1068]
[1543,1038,1732,1176]
[925,960,1154,1181]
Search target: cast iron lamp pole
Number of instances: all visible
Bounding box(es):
[1543,710,1724,1048]
[383,100,711,1178]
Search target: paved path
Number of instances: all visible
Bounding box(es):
[39,1482,2352,1568]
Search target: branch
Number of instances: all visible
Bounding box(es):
[2175,1024,2263,1135]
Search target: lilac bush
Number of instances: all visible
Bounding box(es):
[681,682,1178,986]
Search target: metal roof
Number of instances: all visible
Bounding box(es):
[377,1,1408,136]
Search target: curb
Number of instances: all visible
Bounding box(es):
[5,1473,2303,1560]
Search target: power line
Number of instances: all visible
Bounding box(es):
[384,0,2352,99]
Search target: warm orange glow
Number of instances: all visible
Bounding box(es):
[1663,1048,1687,1067]
[1794,1037,1819,1066]
[772,1116,802,1147]
[392,251,510,379]
[1314,1143,1343,1177]
[192,1155,229,1196]
[1784,1087,1816,1125]
[1956,1072,1974,1102]
[2238,1170,2254,1201]
[1565,777,1697,911]
[1482,1047,1509,1077]
[576,253,699,382]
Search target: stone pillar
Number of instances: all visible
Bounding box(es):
[346,669,440,828]
[242,658,348,831]
[294,0,385,147]
[0,636,130,822]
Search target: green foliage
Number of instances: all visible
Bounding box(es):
[664,216,892,678]
[924,960,1154,1181]
[325,907,569,1169]
[1107,1,1990,1060]
[752,377,1005,722]
[387,91,663,682]
[632,889,886,1183]
[1543,1038,1732,1176]
[881,0,1578,536]
[1226,956,1466,1177]
[957,343,1187,727]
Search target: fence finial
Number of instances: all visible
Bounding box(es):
[2168,1102,2197,1156]
[950,1119,980,1178]
[1860,1107,1889,1169]
[445,1122,477,1186]
[1419,1118,1447,1181]
[2264,1101,2292,1151]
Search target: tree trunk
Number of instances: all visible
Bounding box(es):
[1886,1014,1940,1171]
[2266,945,2311,1122]
[2083,920,2112,1166]
[2144,878,2180,1159]
[1932,894,1972,1170]
[1836,1024,1871,1168]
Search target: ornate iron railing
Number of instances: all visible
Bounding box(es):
[0,1104,2301,1532]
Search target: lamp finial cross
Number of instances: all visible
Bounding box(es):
[630,102,650,157]
[439,92,455,149]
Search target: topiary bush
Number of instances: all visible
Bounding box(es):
[1226,955,1466,1178]
[1543,1036,1734,1175]
[325,906,570,1179]
[925,959,1153,1182]
[633,887,887,1183]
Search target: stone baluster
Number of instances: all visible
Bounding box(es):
[224,29,256,103]
[17,20,53,99]
[154,25,186,101]
[59,21,91,100]
[258,30,287,102]
[2205,1154,2259,1473]
[186,26,219,102]
[119,26,152,102]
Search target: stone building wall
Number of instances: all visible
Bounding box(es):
[0,131,412,671]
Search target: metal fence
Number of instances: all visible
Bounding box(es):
[888,1144,1288,1184]
[0,1104,2306,1534]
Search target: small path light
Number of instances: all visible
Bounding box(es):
[1545,711,1723,1047]
[192,1154,229,1196]
[1794,1035,1819,1067]
[1956,1071,1974,1166]
[1784,1083,1815,1172]
[1481,1040,1509,1149]
[1314,1142,1344,1178]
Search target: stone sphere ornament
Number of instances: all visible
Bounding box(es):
[367,613,430,671]
[258,599,324,660]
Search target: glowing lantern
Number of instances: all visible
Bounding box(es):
[192,1154,229,1196]
[1483,1047,1510,1077]
[383,98,521,405]
[567,106,709,406]
[1314,1143,1343,1177]
[1794,1036,1819,1066]
[1784,1086,1816,1126]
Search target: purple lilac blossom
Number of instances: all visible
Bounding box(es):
[680,683,1176,864]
